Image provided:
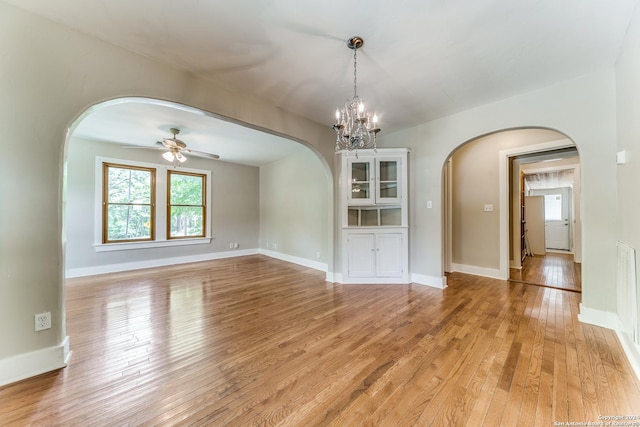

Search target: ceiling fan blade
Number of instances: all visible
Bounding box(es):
[120,145,165,150]
[184,149,220,160]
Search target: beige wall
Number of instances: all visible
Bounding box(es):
[259,149,330,265]
[616,0,640,264]
[614,0,640,374]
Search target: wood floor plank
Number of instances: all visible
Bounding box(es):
[0,256,638,426]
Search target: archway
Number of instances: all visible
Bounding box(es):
[63,97,335,283]
[442,128,580,290]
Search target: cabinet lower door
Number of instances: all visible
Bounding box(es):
[347,234,376,277]
[376,233,403,277]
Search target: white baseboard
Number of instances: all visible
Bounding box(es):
[0,336,70,387]
[411,273,447,289]
[577,304,619,330]
[259,249,328,272]
[66,249,260,278]
[66,249,330,279]
[451,263,503,280]
[616,328,640,382]
[578,305,640,381]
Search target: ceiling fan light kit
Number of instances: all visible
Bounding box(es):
[332,36,380,152]
[119,127,220,164]
[161,128,189,164]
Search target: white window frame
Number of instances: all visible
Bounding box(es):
[94,157,212,252]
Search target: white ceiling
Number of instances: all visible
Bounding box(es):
[72,98,307,167]
[6,0,638,165]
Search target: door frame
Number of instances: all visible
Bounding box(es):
[498,139,576,279]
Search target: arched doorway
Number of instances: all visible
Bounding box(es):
[63,96,334,280]
[442,128,581,291]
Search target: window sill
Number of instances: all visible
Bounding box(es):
[94,237,212,252]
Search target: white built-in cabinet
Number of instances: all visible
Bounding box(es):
[337,148,409,284]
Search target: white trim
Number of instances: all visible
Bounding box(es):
[66,249,259,278]
[451,263,503,280]
[259,249,328,272]
[616,328,640,381]
[577,304,619,329]
[67,249,330,279]
[498,139,575,281]
[411,273,448,289]
[94,237,212,252]
[0,336,70,387]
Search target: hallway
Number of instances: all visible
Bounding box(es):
[509,252,581,292]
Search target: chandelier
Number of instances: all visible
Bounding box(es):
[332,36,380,151]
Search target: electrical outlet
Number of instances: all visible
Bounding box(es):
[229,243,234,248]
[35,312,51,331]
[234,243,239,249]
[272,243,277,250]
[316,251,321,259]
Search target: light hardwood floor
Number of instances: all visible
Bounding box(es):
[1,255,638,426]
[510,252,582,292]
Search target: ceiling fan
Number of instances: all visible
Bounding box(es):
[123,128,220,163]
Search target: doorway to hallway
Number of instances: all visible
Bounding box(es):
[531,187,572,251]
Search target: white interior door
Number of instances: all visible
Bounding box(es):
[533,187,571,250]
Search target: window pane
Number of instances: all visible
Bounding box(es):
[351,182,370,199]
[169,206,204,237]
[170,173,203,205]
[544,194,562,221]
[351,162,370,182]
[379,161,397,181]
[108,167,152,203]
[107,205,152,241]
[379,182,397,198]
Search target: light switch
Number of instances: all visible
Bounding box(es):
[617,150,627,165]
[427,201,432,208]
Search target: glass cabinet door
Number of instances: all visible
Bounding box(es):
[348,159,373,204]
[376,158,401,204]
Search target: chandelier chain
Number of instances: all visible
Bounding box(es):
[353,48,358,99]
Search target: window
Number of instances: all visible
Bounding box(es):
[168,170,206,239]
[544,194,562,221]
[102,163,155,243]
[97,158,211,250]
